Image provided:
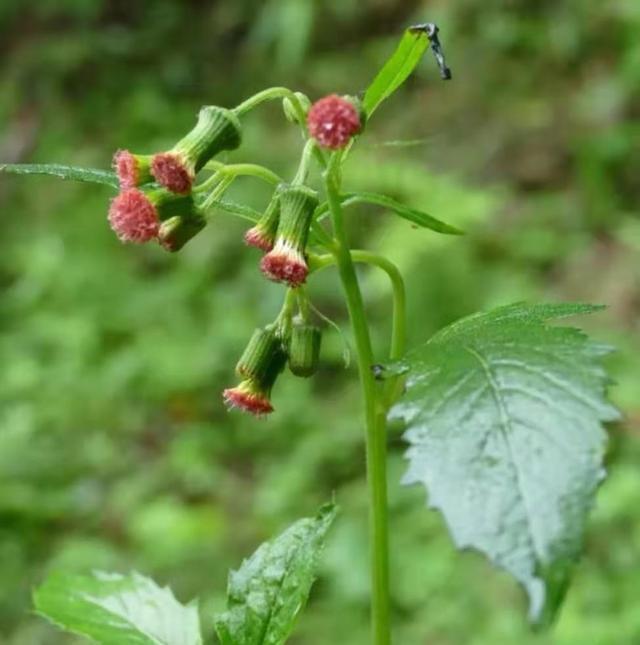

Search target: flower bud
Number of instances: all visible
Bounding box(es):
[260,185,319,287]
[244,187,282,252]
[158,213,206,252]
[288,320,322,377]
[113,150,154,189]
[108,187,200,244]
[307,94,363,150]
[223,326,287,416]
[282,92,311,125]
[152,106,242,194]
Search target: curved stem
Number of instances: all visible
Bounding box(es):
[197,163,282,191]
[323,157,391,645]
[310,250,406,365]
[233,86,307,126]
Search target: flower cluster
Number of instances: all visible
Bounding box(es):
[110,92,364,416]
[108,106,242,250]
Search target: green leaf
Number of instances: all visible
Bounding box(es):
[388,303,620,625]
[214,503,337,645]
[33,570,202,644]
[313,192,462,235]
[202,197,261,222]
[341,191,462,235]
[0,163,118,188]
[363,27,430,116]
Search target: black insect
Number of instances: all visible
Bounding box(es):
[409,23,452,80]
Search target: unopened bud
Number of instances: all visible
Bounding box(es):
[151,106,242,194]
[158,213,206,252]
[282,92,311,125]
[288,320,321,377]
[223,326,287,417]
[244,186,284,252]
[260,184,319,287]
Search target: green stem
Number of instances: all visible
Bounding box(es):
[233,86,307,126]
[323,157,391,645]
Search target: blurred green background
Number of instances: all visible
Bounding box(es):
[1,1,639,643]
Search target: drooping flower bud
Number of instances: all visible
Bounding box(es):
[151,106,242,194]
[260,185,319,286]
[158,213,206,252]
[244,186,283,252]
[108,187,201,245]
[113,150,153,189]
[288,320,322,377]
[223,326,287,416]
[307,94,362,150]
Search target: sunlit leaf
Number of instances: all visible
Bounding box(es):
[214,503,337,645]
[363,27,430,117]
[0,163,119,188]
[34,570,202,644]
[389,303,619,626]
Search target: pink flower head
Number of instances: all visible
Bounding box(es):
[307,94,361,150]
[244,227,274,252]
[260,239,308,286]
[113,149,152,189]
[151,152,193,194]
[108,189,160,243]
[223,380,274,416]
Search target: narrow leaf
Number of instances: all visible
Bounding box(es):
[389,303,619,625]
[0,163,118,188]
[34,570,202,645]
[202,197,261,222]
[363,27,429,116]
[341,191,462,235]
[214,503,337,645]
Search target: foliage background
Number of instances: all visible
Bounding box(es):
[1,0,638,643]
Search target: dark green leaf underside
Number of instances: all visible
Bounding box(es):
[214,503,337,645]
[389,303,619,625]
[363,28,429,116]
[34,570,202,645]
[0,163,119,188]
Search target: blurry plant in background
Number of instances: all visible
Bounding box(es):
[0,1,639,644]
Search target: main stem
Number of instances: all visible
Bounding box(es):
[324,163,391,645]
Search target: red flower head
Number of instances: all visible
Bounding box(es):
[113,150,153,189]
[259,185,319,287]
[151,106,242,194]
[223,380,274,416]
[260,240,308,286]
[307,94,362,150]
[108,187,203,248]
[108,189,160,243]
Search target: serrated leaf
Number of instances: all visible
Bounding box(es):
[363,27,429,116]
[0,163,118,188]
[214,503,337,645]
[388,303,620,625]
[34,570,202,645]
